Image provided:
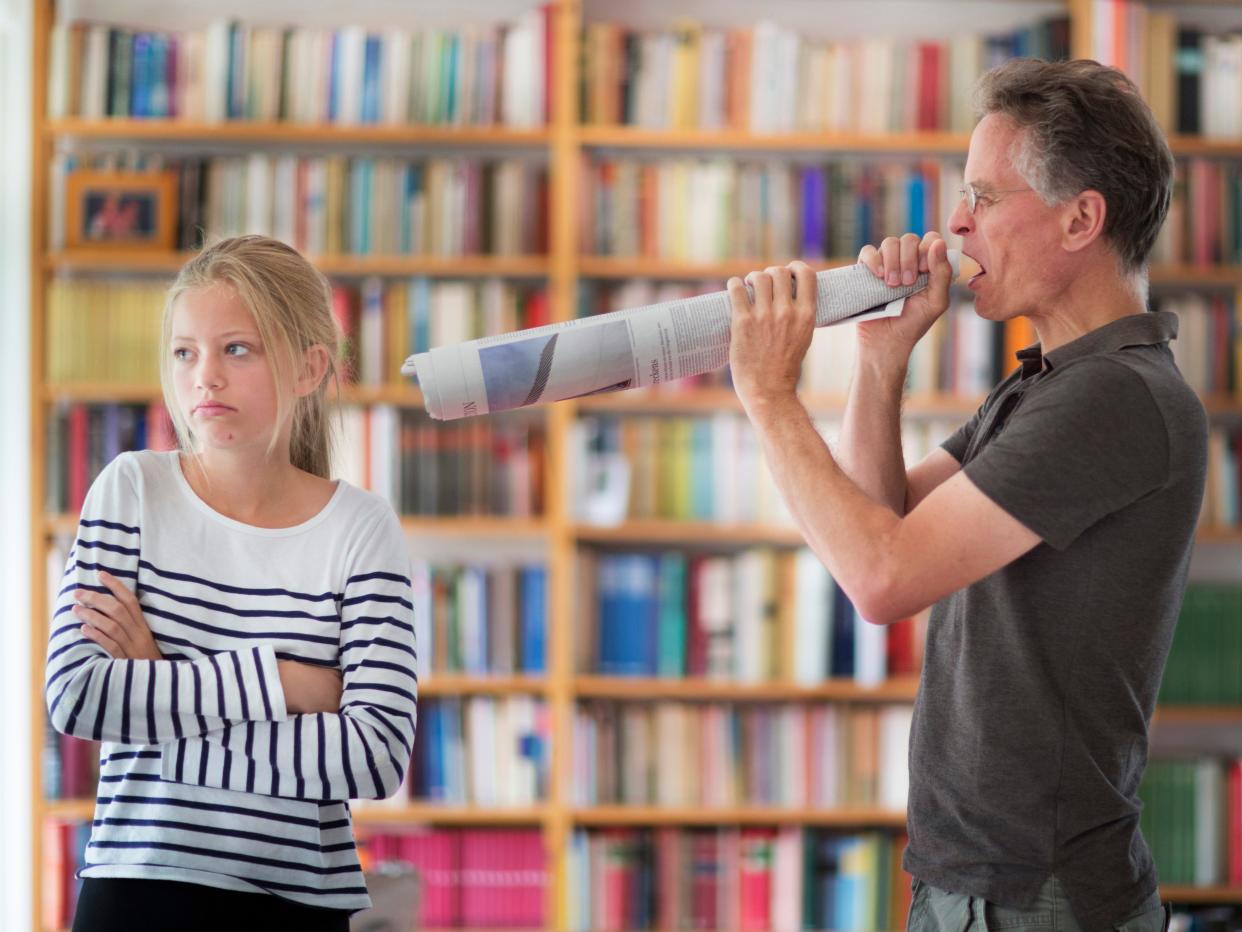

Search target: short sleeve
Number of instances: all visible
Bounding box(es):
[961,359,1169,550]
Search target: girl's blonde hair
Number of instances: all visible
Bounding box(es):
[160,235,342,479]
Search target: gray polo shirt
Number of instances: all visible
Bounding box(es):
[904,311,1208,931]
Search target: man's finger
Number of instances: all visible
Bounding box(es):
[787,261,816,317]
[765,266,792,309]
[727,277,751,315]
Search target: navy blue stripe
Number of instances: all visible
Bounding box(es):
[220,723,233,791]
[293,716,305,798]
[207,653,226,719]
[93,817,327,853]
[63,667,92,736]
[101,750,160,765]
[120,661,133,745]
[137,558,338,603]
[339,715,358,798]
[46,643,93,680]
[190,662,207,736]
[86,840,358,875]
[316,716,329,796]
[343,681,417,704]
[346,571,409,586]
[245,722,256,794]
[143,604,339,646]
[142,580,340,622]
[97,793,323,828]
[321,819,350,831]
[253,648,273,720]
[81,518,139,535]
[339,637,416,660]
[230,651,250,720]
[342,659,417,681]
[67,559,137,582]
[75,539,140,558]
[340,616,416,636]
[170,663,182,740]
[175,738,186,782]
[197,733,209,785]
[341,593,414,610]
[91,663,114,742]
[350,717,383,796]
[344,705,412,756]
[274,652,337,667]
[56,580,109,600]
[269,725,280,797]
[146,663,157,745]
[98,772,164,783]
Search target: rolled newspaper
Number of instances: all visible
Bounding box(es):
[403,250,963,420]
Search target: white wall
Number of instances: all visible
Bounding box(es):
[0,0,33,928]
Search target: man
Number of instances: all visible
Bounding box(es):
[726,59,1205,932]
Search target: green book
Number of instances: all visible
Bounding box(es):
[656,552,688,677]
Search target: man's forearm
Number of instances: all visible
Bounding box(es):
[746,394,901,616]
[836,352,910,515]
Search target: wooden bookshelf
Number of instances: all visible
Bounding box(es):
[27,1,1242,930]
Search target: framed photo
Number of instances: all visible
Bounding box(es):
[65,170,178,251]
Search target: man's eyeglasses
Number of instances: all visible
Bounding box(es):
[959,182,1034,214]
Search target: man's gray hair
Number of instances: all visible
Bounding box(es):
[975,58,1174,279]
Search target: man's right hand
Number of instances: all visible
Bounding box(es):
[855,232,954,368]
[277,660,343,715]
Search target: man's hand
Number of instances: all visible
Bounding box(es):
[727,260,818,415]
[74,570,163,660]
[856,232,954,366]
[278,660,343,715]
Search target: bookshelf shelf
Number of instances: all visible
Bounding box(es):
[571,806,908,828]
[419,674,548,697]
[1161,887,1242,905]
[575,387,986,416]
[43,799,94,821]
[1152,705,1242,725]
[573,675,920,703]
[574,521,807,547]
[349,805,548,826]
[1149,265,1242,287]
[577,126,973,153]
[46,251,552,278]
[45,118,552,147]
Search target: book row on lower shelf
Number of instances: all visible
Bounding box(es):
[1140,758,1242,887]
[577,548,925,685]
[1160,585,1242,706]
[572,701,911,811]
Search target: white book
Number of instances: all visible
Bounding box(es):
[749,21,780,133]
[381,30,411,125]
[878,705,913,809]
[815,705,841,806]
[368,404,397,506]
[459,566,487,674]
[203,20,230,122]
[699,557,735,679]
[272,154,297,247]
[1195,758,1224,885]
[243,152,273,236]
[304,158,326,256]
[853,604,887,687]
[430,281,475,349]
[501,19,532,127]
[620,705,651,804]
[698,31,725,129]
[772,828,804,932]
[410,560,432,681]
[47,23,69,119]
[734,548,767,683]
[465,697,496,804]
[793,549,831,685]
[335,25,366,126]
[81,25,110,120]
[509,696,538,803]
[779,705,807,806]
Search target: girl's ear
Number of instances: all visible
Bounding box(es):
[295,344,330,397]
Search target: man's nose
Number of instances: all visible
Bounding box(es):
[948,195,973,238]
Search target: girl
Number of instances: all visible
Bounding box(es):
[45,235,418,932]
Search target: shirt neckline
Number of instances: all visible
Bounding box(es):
[168,450,346,538]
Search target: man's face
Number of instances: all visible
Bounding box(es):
[948,114,1066,321]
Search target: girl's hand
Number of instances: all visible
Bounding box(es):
[74,570,163,661]
[277,660,344,715]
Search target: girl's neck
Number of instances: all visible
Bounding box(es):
[180,448,330,528]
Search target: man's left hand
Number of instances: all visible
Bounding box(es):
[727,261,817,416]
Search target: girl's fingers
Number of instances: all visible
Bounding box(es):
[97,570,140,622]
[80,622,125,658]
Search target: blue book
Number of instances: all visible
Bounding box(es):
[690,421,713,520]
[801,166,827,257]
[856,172,874,253]
[150,34,169,118]
[830,583,856,677]
[443,35,458,123]
[129,33,149,117]
[229,23,246,119]
[361,35,382,123]
[597,555,620,673]
[656,553,687,677]
[102,405,122,467]
[422,703,444,800]
[326,31,340,122]
[906,170,926,235]
[408,277,431,356]
[519,566,546,674]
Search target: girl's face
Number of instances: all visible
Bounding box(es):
[170,283,284,457]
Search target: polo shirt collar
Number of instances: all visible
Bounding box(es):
[1013,311,1179,378]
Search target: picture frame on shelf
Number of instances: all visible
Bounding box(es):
[64,170,177,251]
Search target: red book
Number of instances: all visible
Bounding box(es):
[601,829,634,931]
[68,404,89,513]
[739,829,775,931]
[916,44,940,131]
[541,3,554,126]
[655,827,682,929]
[524,289,550,329]
[886,618,917,676]
[686,556,707,677]
[690,831,718,929]
[395,829,460,926]
[513,829,546,927]
[59,735,93,799]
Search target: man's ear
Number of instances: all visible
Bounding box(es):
[295,344,330,397]
[1060,189,1107,255]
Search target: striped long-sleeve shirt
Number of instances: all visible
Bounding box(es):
[45,450,418,912]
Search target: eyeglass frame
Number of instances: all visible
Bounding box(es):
[958,182,1035,214]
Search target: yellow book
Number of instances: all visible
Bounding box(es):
[670,20,701,130]
[385,280,408,385]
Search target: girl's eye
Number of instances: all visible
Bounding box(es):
[172,348,191,361]
[225,343,250,356]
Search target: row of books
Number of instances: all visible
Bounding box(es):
[358,828,546,928]
[393,697,548,807]
[577,548,924,685]
[1155,160,1242,268]
[410,562,547,681]
[333,406,546,518]
[1160,292,1241,399]
[578,17,1068,134]
[567,828,910,932]
[51,154,549,257]
[1089,1,1242,139]
[1160,586,1242,707]
[1139,758,1242,886]
[46,12,552,126]
[42,820,89,930]
[571,701,911,811]
[1203,428,1242,532]
[45,278,165,385]
[42,402,549,519]
[570,414,956,527]
[578,157,961,263]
